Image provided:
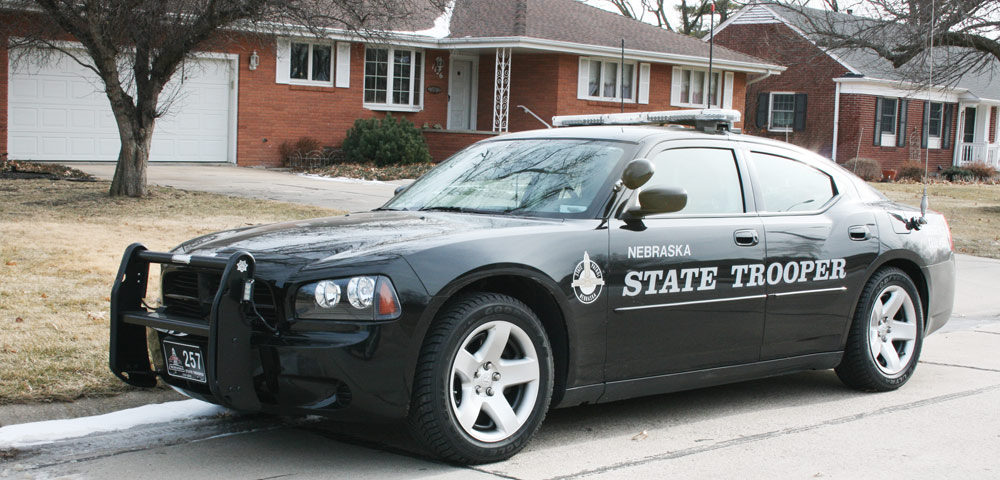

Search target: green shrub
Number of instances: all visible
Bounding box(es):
[843,157,882,181]
[342,114,431,167]
[896,161,926,182]
[941,166,973,181]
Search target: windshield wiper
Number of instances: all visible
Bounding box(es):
[418,206,496,214]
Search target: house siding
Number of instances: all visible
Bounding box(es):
[714,22,849,159]
[836,94,957,172]
[233,41,453,166]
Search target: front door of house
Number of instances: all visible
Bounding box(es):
[449,59,473,130]
[964,107,977,143]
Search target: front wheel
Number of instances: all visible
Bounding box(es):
[836,267,924,391]
[408,293,554,464]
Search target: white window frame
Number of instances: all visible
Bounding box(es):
[768,92,796,133]
[288,41,335,86]
[672,67,721,108]
[579,57,638,103]
[927,102,943,149]
[363,46,425,113]
[880,97,899,146]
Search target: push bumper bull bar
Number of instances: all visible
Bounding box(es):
[110,243,262,411]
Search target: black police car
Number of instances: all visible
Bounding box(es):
[111,110,955,464]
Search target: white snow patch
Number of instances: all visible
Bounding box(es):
[298,173,395,185]
[0,399,228,449]
[404,0,455,39]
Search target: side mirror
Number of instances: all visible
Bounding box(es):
[394,185,407,196]
[621,158,655,190]
[624,186,687,219]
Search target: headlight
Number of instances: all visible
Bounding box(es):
[295,275,401,321]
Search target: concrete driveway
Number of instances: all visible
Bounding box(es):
[75,164,409,212]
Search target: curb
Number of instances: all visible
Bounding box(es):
[0,389,185,427]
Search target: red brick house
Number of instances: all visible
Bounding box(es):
[2,0,782,166]
[711,2,1000,173]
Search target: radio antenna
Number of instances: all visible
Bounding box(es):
[919,0,935,224]
[707,2,715,109]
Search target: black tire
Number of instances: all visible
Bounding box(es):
[408,292,554,464]
[836,267,924,392]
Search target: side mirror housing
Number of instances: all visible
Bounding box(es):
[394,184,407,196]
[623,186,687,219]
[621,158,655,190]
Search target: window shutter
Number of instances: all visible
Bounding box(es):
[671,66,682,106]
[897,100,908,147]
[723,72,734,109]
[755,92,769,129]
[638,63,651,104]
[793,93,807,132]
[942,103,953,150]
[275,38,291,84]
[335,42,351,88]
[921,102,929,148]
[873,97,883,146]
[578,57,590,100]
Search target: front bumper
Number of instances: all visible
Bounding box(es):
[924,254,956,336]
[110,244,413,420]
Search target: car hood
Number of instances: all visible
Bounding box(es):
[174,211,559,264]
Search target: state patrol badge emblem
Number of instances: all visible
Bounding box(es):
[571,251,605,304]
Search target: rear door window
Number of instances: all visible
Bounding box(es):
[750,152,836,213]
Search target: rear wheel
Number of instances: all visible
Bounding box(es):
[408,292,553,464]
[836,267,924,391]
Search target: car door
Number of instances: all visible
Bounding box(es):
[605,139,766,382]
[743,146,879,360]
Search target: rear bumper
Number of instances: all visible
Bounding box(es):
[924,254,956,336]
[110,243,413,420]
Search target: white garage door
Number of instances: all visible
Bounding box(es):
[8,51,234,162]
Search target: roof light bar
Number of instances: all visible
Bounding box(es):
[551,109,741,133]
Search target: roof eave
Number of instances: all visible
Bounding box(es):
[438,36,785,73]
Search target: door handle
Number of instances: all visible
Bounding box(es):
[849,225,871,241]
[734,229,759,247]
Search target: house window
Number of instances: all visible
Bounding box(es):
[584,57,636,101]
[926,102,943,149]
[289,42,333,84]
[769,93,796,131]
[364,47,423,111]
[879,98,899,145]
[675,67,720,107]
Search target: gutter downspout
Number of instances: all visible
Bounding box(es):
[832,81,841,162]
[746,69,778,86]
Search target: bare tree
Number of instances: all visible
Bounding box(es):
[600,0,743,36]
[2,0,443,197]
[779,0,999,87]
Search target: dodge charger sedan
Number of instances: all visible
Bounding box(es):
[110,110,955,464]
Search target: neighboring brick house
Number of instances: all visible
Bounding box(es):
[711,2,1000,173]
[2,0,782,167]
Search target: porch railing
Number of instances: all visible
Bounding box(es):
[959,142,1000,168]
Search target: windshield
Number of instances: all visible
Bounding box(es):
[383,139,631,218]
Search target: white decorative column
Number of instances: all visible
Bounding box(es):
[493,48,512,133]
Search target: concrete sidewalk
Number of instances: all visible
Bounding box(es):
[75,163,409,213]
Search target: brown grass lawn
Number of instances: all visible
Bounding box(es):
[0,179,337,404]
[872,182,1000,259]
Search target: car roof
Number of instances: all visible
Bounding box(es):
[491,126,833,162]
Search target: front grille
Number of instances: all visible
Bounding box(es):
[162,269,280,326]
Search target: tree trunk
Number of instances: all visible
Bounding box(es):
[109,121,153,197]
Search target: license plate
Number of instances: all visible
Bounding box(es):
[163,340,207,383]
